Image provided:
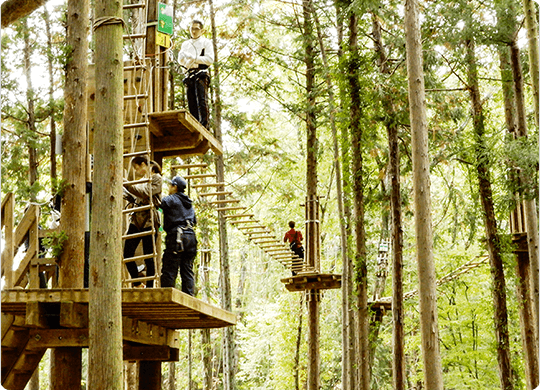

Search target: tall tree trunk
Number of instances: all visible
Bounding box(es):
[43,6,57,185]
[334,2,356,387]
[345,10,370,389]
[200,247,213,390]
[404,0,444,388]
[313,9,351,389]
[22,17,38,196]
[302,2,321,390]
[522,0,539,126]
[466,38,515,390]
[508,40,539,389]
[294,295,303,390]
[88,0,124,387]
[50,0,88,386]
[209,1,236,389]
[371,12,406,390]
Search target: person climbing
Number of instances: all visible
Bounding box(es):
[284,220,304,259]
[123,157,162,288]
[160,176,198,296]
[177,19,214,128]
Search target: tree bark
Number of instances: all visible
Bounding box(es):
[404,0,444,388]
[522,0,540,126]
[43,7,57,185]
[1,0,48,28]
[209,1,236,388]
[22,17,38,195]
[344,10,370,389]
[508,39,539,389]
[294,295,303,390]
[372,12,406,389]
[50,0,88,386]
[87,0,124,387]
[466,38,515,390]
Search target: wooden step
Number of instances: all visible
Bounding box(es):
[198,191,232,197]
[209,199,240,205]
[122,229,155,241]
[123,2,146,9]
[215,206,245,212]
[171,163,209,169]
[192,183,226,189]
[184,173,216,180]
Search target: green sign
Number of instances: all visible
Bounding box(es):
[157,3,173,35]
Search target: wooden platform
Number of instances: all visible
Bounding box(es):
[149,110,223,159]
[1,288,236,330]
[281,273,341,292]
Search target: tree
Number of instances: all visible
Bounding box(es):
[404,0,444,387]
[87,0,124,387]
[465,36,515,389]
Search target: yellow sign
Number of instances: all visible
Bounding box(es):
[156,32,171,48]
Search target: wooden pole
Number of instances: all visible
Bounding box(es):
[139,361,162,390]
[88,0,124,386]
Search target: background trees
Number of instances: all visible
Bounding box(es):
[1,0,538,388]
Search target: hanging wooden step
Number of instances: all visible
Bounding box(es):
[184,174,216,180]
[123,2,146,9]
[198,191,232,197]
[171,163,209,169]
[192,183,227,189]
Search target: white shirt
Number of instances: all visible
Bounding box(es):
[178,36,214,70]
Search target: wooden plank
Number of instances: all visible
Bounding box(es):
[26,329,88,349]
[123,345,178,361]
[25,302,47,328]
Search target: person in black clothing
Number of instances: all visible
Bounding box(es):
[160,176,198,295]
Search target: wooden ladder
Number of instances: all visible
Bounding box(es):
[121,0,160,288]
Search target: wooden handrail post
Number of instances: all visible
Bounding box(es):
[1,193,15,288]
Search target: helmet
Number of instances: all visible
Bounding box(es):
[170,176,187,193]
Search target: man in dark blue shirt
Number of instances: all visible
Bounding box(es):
[160,176,197,295]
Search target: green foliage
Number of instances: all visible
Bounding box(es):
[40,230,68,258]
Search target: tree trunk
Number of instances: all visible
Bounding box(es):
[466,38,515,390]
[371,12,406,390]
[168,362,176,390]
[200,249,213,390]
[334,2,356,387]
[22,17,38,194]
[87,0,124,387]
[43,6,57,185]
[209,1,235,388]
[522,0,539,126]
[302,2,321,389]
[344,10,370,389]
[313,9,351,389]
[294,295,303,390]
[508,39,539,389]
[50,0,88,386]
[404,0,444,388]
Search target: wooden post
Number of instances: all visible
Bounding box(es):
[2,193,14,288]
[139,361,162,390]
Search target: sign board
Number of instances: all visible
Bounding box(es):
[157,3,173,36]
[156,31,171,48]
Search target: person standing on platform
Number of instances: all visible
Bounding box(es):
[160,176,198,296]
[123,157,162,288]
[283,221,304,276]
[178,20,214,128]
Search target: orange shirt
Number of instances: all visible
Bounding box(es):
[284,228,303,245]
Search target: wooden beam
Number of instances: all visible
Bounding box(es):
[1,0,48,28]
[25,302,47,328]
[27,329,89,349]
[123,345,179,361]
[60,302,88,328]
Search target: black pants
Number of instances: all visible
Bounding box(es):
[160,229,197,295]
[184,73,210,128]
[123,224,156,287]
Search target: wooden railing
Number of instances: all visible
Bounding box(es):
[1,193,56,289]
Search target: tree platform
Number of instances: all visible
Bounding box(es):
[1,288,235,330]
[149,110,223,159]
[280,272,341,292]
[1,288,235,389]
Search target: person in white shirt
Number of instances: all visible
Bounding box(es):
[178,20,214,128]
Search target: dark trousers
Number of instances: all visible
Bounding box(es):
[123,224,156,287]
[160,229,197,295]
[184,73,210,128]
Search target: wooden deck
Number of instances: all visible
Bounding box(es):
[1,288,236,330]
[149,110,223,159]
[281,272,341,292]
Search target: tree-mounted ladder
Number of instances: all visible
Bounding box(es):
[121,0,160,288]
